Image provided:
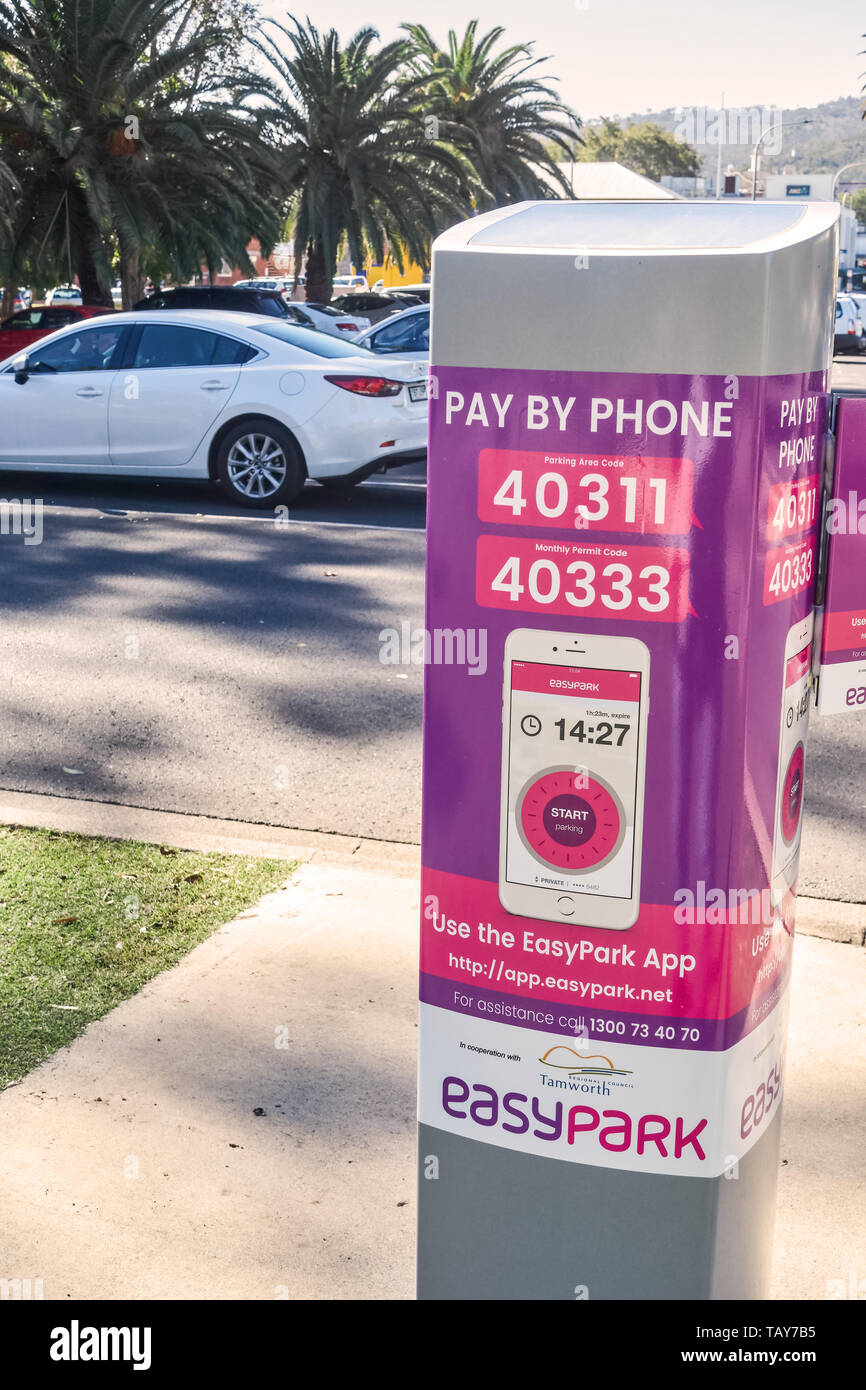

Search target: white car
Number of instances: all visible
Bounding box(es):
[332,274,369,293]
[354,304,429,361]
[45,284,83,305]
[234,275,296,297]
[284,301,371,339]
[845,291,866,325]
[835,295,865,355]
[0,309,429,505]
[389,283,430,304]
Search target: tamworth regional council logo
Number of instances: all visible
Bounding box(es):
[539,1045,633,1095]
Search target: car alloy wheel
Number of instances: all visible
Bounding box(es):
[226,432,288,499]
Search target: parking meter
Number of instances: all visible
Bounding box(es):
[418,200,838,1299]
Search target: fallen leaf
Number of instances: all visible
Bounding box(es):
[183,872,203,883]
[159,846,177,856]
[51,916,78,925]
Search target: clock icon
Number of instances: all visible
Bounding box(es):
[520,714,542,737]
[516,766,626,872]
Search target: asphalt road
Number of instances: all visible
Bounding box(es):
[0,465,427,845]
[0,360,865,900]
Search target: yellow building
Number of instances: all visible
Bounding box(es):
[360,252,429,290]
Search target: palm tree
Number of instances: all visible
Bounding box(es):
[402,21,579,210]
[0,0,283,305]
[256,17,476,303]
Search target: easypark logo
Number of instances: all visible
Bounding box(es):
[442,1075,708,1161]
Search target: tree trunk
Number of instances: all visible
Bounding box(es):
[304,240,331,304]
[1,285,17,320]
[120,248,146,309]
[74,216,114,307]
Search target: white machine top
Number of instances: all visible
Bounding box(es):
[451,199,838,256]
[431,200,840,375]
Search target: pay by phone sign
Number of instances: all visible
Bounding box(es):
[422,360,823,1182]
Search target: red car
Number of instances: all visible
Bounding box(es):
[0,304,114,359]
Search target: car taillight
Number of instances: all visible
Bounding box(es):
[849,325,856,333]
[336,322,359,332]
[325,375,403,397]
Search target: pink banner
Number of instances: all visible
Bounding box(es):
[476,535,691,623]
[511,661,641,701]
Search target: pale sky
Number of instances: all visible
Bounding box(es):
[259,0,864,119]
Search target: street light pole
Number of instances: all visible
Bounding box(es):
[832,160,866,202]
[750,119,812,200]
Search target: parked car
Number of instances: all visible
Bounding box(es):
[331,291,423,325]
[234,275,296,298]
[0,303,114,357]
[846,291,866,326]
[282,300,371,339]
[3,288,32,312]
[0,309,428,505]
[353,304,429,360]
[835,295,865,354]
[134,285,292,318]
[332,273,369,292]
[45,284,83,305]
[388,282,431,304]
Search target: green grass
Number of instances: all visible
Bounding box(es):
[0,825,295,1088]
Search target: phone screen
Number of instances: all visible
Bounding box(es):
[505,660,643,899]
[772,640,811,890]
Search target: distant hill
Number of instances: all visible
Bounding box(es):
[586,95,866,177]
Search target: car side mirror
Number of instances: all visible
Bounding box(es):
[12,353,29,384]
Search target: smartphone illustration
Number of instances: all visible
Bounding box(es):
[499,628,650,929]
[772,612,813,903]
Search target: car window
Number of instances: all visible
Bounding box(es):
[2,309,45,329]
[208,291,247,310]
[370,313,429,352]
[836,302,843,319]
[152,291,198,309]
[133,323,252,368]
[211,334,257,365]
[249,294,287,318]
[43,309,83,330]
[284,305,313,327]
[250,321,376,358]
[29,322,126,372]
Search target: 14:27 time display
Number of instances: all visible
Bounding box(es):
[554,719,630,745]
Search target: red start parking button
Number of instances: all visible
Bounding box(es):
[518,768,623,871]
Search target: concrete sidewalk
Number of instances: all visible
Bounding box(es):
[0,847,863,1300]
